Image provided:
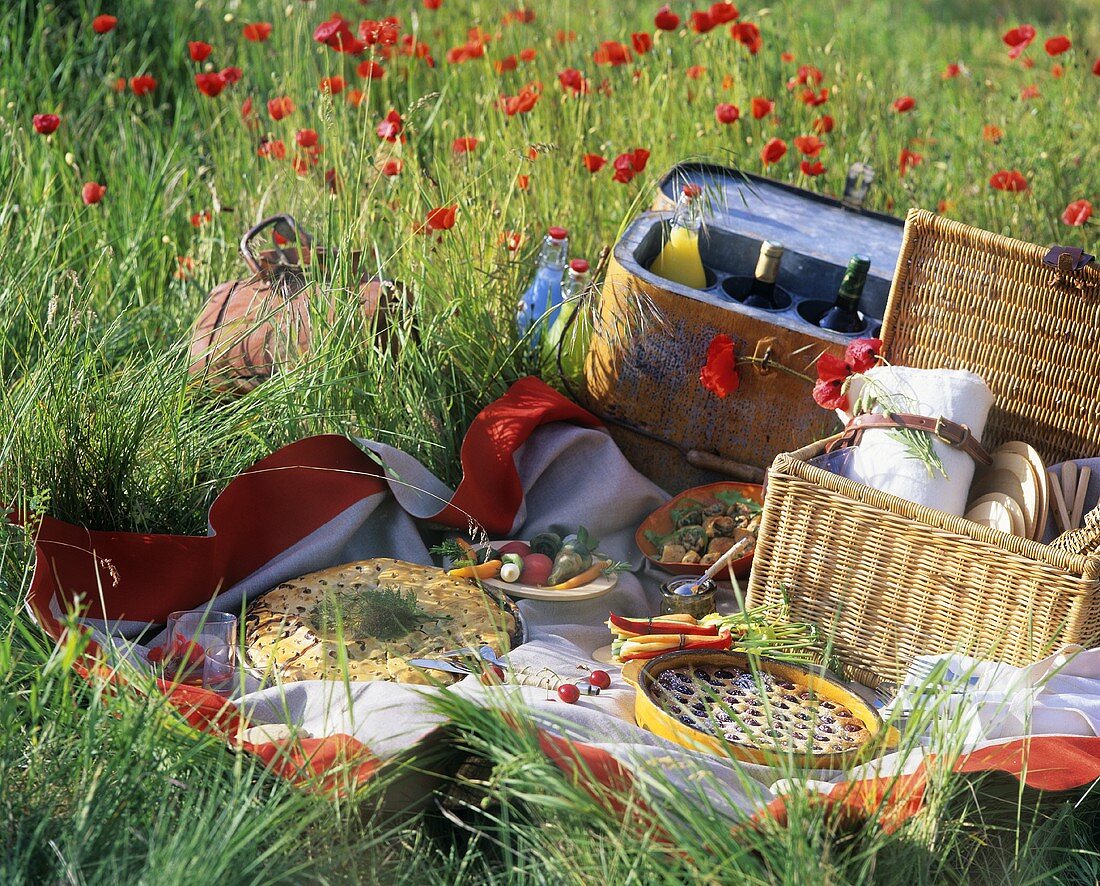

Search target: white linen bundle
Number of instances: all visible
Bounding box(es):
[837,365,994,516]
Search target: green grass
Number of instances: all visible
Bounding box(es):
[2,0,1099,882]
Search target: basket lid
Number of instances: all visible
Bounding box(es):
[655,161,904,291]
[881,209,1100,465]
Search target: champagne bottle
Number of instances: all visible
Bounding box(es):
[819,255,870,334]
[743,241,784,309]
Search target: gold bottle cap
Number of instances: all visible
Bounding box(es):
[760,240,785,258]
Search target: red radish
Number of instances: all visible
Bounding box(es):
[520,553,552,586]
[498,541,531,557]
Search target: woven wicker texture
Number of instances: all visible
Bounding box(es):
[748,210,1100,682]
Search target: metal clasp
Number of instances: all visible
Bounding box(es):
[933,416,969,448]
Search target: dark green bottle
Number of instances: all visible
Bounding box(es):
[819,255,870,334]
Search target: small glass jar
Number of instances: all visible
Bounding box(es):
[660,575,717,620]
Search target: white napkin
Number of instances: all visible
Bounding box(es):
[893,645,1100,744]
[839,366,994,516]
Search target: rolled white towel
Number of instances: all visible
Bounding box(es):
[838,366,993,516]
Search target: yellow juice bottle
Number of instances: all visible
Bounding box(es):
[649,183,707,290]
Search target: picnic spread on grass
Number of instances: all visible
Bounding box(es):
[21,163,1100,828]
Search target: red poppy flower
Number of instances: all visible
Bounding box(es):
[558,68,589,94]
[426,205,457,231]
[593,41,632,66]
[190,210,211,226]
[380,159,403,177]
[892,95,916,113]
[376,110,403,141]
[315,16,364,53]
[1021,57,1035,69]
[943,62,962,79]
[981,124,1004,142]
[844,338,882,374]
[812,114,835,134]
[730,21,762,54]
[81,181,106,205]
[715,102,740,124]
[92,14,117,34]
[1002,24,1036,59]
[291,157,309,176]
[1051,64,1064,78]
[631,32,653,55]
[800,88,829,107]
[989,169,1029,192]
[220,66,242,84]
[296,129,319,148]
[500,230,525,251]
[699,334,740,399]
[686,65,706,80]
[1061,199,1092,226]
[690,11,716,33]
[129,75,156,96]
[501,83,540,115]
[800,160,826,176]
[242,22,272,42]
[112,77,125,92]
[267,96,294,121]
[760,137,787,166]
[495,54,518,74]
[241,96,253,119]
[520,48,537,62]
[517,174,530,190]
[556,29,577,43]
[359,17,400,47]
[188,41,212,62]
[791,64,824,86]
[1094,58,1100,76]
[32,114,60,135]
[424,0,442,8]
[611,148,650,183]
[654,5,680,30]
[357,60,385,80]
[1020,84,1040,100]
[582,153,606,172]
[898,148,923,177]
[1044,35,1071,56]
[257,139,286,159]
[452,136,479,154]
[347,89,365,107]
[812,378,847,411]
[319,76,345,94]
[750,96,774,119]
[793,134,824,157]
[195,72,227,96]
[710,2,739,23]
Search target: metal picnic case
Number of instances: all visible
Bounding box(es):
[746,209,1100,687]
[582,162,903,493]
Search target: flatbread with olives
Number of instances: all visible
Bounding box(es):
[244,558,517,685]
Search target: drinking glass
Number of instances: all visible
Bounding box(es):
[165,610,237,686]
[202,644,238,697]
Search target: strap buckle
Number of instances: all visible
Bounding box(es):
[933,416,970,449]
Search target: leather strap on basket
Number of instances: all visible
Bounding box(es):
[826,412,992,467]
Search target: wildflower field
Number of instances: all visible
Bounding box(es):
[2,0,1099,882]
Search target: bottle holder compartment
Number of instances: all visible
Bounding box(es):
[629,217,890,342]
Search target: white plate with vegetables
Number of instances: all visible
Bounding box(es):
[442,529,625,602]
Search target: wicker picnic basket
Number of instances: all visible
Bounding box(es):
[746,208,1100,686]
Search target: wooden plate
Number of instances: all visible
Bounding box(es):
[996,442,1048,540]
[965,499,1016,535]
[968,493,1025,536]
[990,451,1042,539]
[635,482,764,578]
[473,541,619,602]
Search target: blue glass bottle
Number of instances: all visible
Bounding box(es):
[516,226,569,345]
